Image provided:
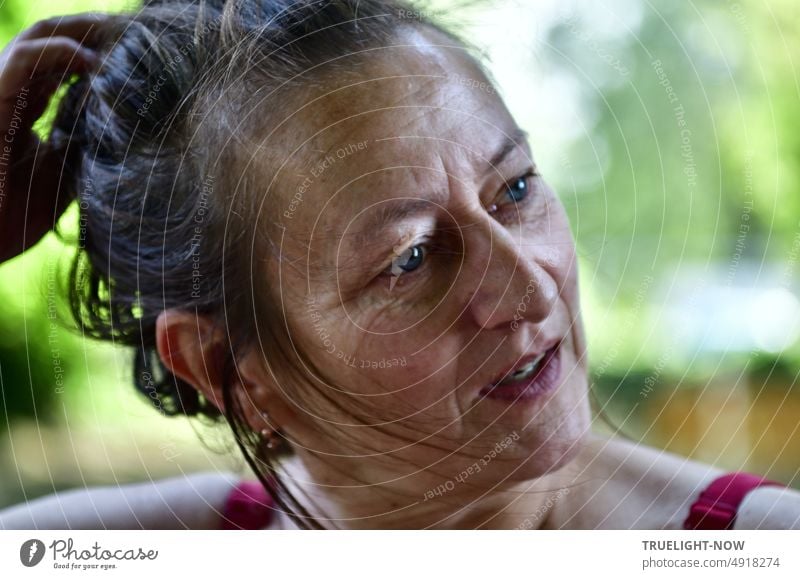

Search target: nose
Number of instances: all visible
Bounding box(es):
[461,214,559,331]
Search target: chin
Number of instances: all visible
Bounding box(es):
[508,408,592,481]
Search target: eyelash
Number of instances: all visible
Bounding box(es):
[490,169,540,216]
[376,169,541,289]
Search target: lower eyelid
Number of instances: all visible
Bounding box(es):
[374,191,538,285]
[494,172,537,206]
[377,242,437,286]
[377,244,424,278]
[497,190,534,216]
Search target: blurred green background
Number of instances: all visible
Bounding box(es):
[1,0,799,508]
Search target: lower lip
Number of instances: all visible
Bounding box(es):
[480,342,562,402]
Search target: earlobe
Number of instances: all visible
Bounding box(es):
[235,348,300,438]
[154,310,283,434]
[154,311,297,442]
[234,350,279,431]
[155,309,227,414]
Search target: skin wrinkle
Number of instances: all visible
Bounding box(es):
[302,133,564,476]
[419,149,467,428]
[137,7,799,531]
[266,64,496,274]
[307,71,446,164]
[229,24,595,528]
[350,130,533,263]
[42,2,798,532]
[243,79,441,276]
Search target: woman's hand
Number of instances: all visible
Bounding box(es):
[0,13,105,264]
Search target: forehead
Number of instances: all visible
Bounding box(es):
[269,27,519,261]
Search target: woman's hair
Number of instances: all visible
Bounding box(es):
[48,0,467,529]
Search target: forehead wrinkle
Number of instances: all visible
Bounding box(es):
[371,72,448,113]
[352,198,439,249]
[401,74,451,108]
[336,167,450,265]
[339,124,525,258]
[294,79,448,177]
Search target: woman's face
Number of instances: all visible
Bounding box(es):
[247,27,591,490]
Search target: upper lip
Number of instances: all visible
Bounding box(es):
[485,337,562,387]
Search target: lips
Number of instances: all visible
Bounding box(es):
[479,339,563,401]
[486,339,561,388]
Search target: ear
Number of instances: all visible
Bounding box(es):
[154,309,288,434]
[236,345,300,437]
[155,309,232,415]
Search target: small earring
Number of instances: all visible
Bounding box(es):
[261,429,280,450]
[259,411,280,450]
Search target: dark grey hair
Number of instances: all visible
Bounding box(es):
[49,0,466,529]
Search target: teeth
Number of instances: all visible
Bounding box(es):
[498,353,545,384]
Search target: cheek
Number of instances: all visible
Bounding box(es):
[540,206,580,305]
[346,277,452,336]
[334,332,464,426]
[341,282,461,388]
[535,202,588,371]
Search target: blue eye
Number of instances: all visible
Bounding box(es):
[488,170,539,216]
[506,175,529,202]
[391,245,425,274]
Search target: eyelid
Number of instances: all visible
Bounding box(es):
[376,234,433,277]
[488,168,540,212]
[367,168,541,287]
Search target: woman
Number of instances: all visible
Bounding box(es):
[1,0,798,530]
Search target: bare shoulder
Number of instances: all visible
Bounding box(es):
[551,431,727,529]
[587,435,800,529]
[0,471,241,530]
[735,485,800,529]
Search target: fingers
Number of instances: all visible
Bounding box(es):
[16,12,109,48]
[0,13,108,101]
[0,37,97,102]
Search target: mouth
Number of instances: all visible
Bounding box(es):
[479,339,563,402]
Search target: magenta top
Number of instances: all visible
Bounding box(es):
[219,471,787,530]
[683,472,785,530]
[219,480,275,530]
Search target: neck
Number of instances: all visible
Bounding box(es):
[273,437,598,529]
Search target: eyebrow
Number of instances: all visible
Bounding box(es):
[352,198,437,250]
[351,128,530,252]
[486,128,529,176]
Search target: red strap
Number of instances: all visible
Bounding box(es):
[220,480,275,530]
[684,472,785,530]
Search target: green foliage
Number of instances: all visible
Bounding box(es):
[545,1,800,381]
[2,0,799,429]
[0,1,132,426]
